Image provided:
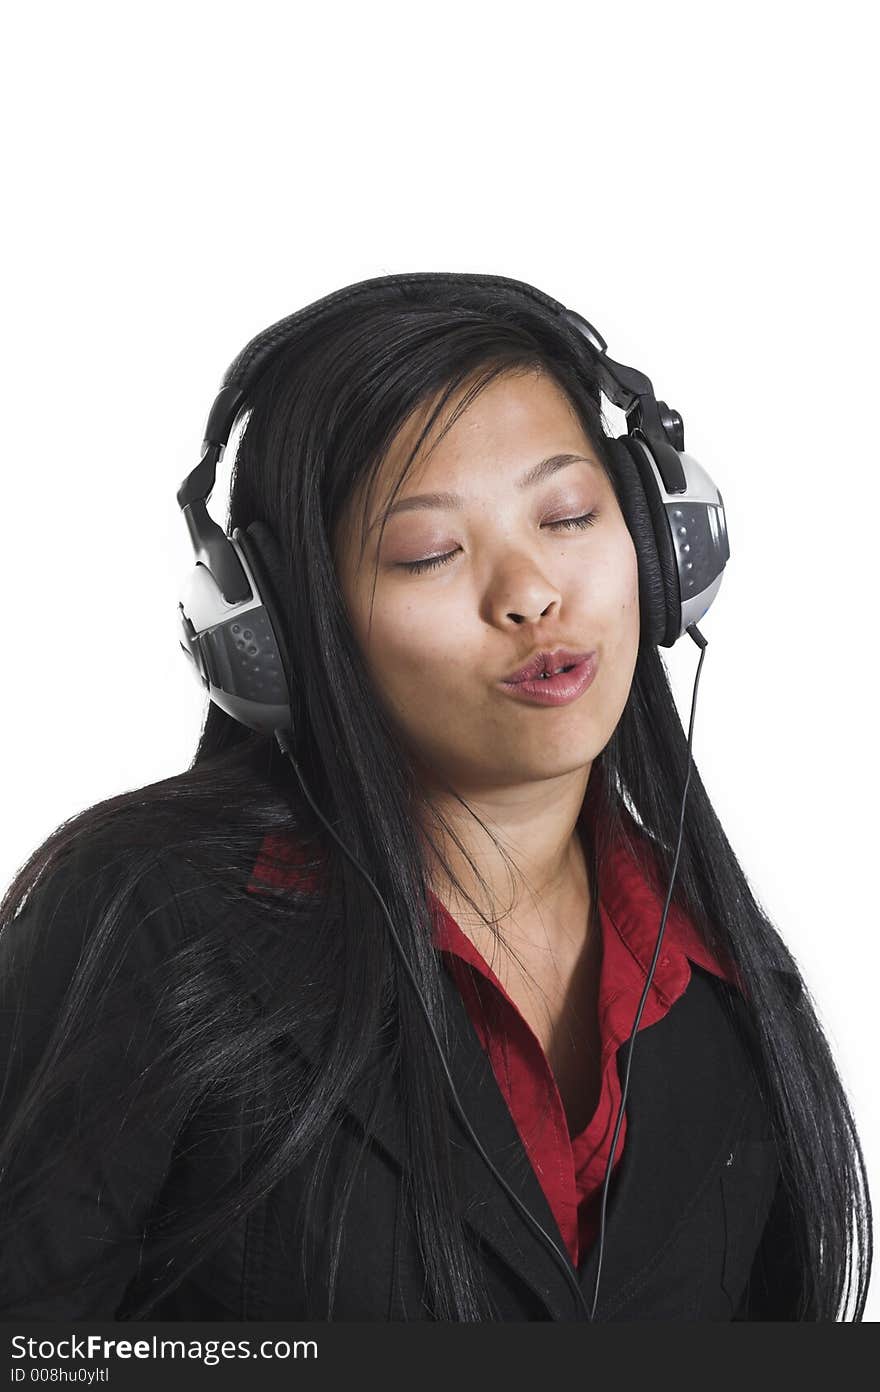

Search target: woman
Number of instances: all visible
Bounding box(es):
[0,273,871,1321]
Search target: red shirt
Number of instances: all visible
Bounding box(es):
[247,796,742,1268]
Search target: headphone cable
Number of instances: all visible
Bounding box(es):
[588,620,707,1318]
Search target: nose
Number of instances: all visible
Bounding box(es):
[506,597,558,625]
[484,547,564,629]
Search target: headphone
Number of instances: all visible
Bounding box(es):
[176,272,729,1321]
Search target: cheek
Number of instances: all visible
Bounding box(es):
[591,524,639,622]
[623,541,640,621]
[611,538,641,689]
[354,594,465,694]
[611,522,639,602]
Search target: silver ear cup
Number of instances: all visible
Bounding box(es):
[177,528,292,737]
[627,435,730,640]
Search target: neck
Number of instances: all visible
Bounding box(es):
[416,764,594,954]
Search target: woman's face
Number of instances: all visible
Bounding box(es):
[333,369,640,794]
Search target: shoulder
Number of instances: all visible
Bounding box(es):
[1,832,237,991]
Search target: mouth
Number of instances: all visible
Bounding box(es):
[501,647,593,685]
[498,652,599,707]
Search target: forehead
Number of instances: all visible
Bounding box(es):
[374,368,595,504]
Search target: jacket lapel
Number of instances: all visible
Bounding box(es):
[574,965,757,1317]
[284,958,583,1316]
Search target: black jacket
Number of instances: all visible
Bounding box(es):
[0,840,802,1321]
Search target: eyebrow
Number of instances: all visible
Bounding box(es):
[369,453,597,534]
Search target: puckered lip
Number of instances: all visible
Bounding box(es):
[500,647,594,685]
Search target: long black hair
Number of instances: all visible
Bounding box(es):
[0,280,872,1320]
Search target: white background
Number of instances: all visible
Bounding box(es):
[3,0,877,1319]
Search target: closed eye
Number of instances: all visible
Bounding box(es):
[549,510,598,533]
[397,510,599,574]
